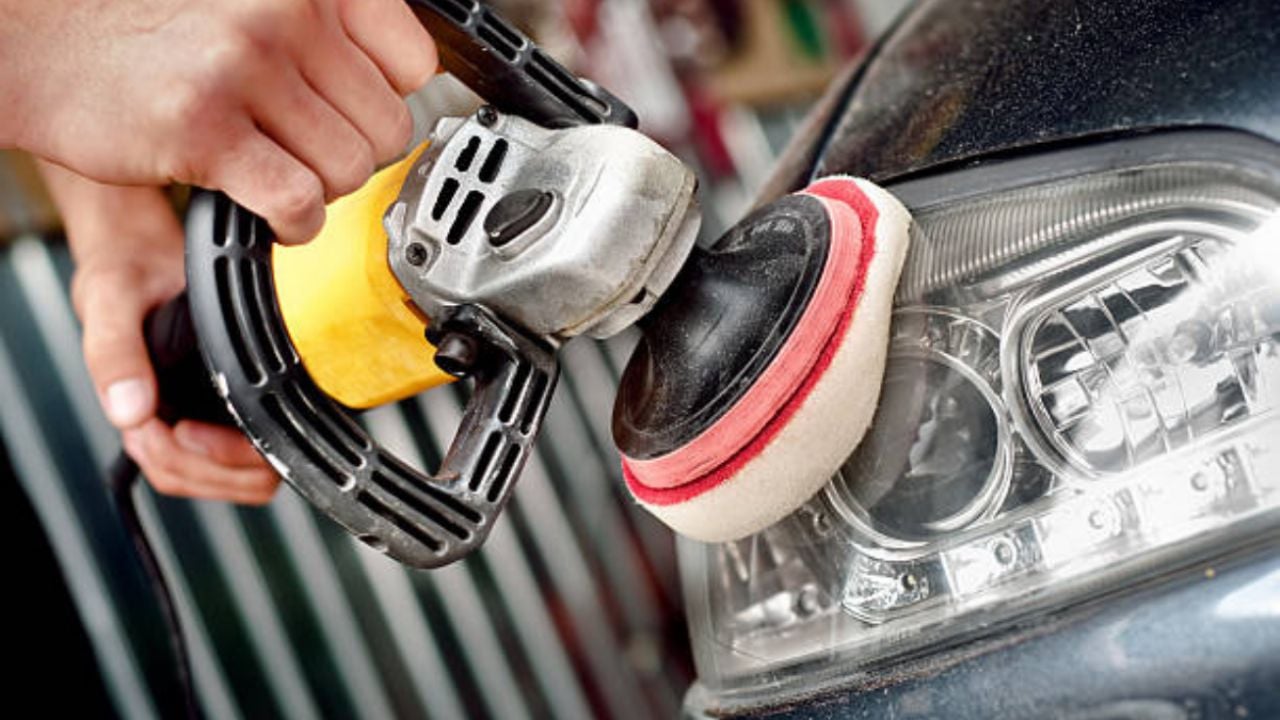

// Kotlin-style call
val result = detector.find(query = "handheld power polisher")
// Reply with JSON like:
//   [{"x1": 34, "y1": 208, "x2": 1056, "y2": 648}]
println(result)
[{"x1": 138, "y1": 0, "x2": 913, "y2": 569}]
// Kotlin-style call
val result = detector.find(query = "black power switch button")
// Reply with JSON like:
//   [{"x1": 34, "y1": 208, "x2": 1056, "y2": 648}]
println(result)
[{"x1": 484, "y1": 189, "x2": 554, "y2": 247}]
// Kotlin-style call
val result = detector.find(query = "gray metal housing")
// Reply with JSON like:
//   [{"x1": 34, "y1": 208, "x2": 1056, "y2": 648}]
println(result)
[{"x1": 386, "y1": 110, "x2": 700, "y2": 341}]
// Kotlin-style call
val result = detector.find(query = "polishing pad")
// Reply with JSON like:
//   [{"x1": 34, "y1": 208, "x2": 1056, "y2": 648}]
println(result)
[{"x1": 612, "y1": 177, "x2": 911, "y2": 542}]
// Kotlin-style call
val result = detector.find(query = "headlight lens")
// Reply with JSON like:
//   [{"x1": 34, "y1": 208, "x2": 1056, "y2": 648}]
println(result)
[{"x1": 680, "y1": 135, "x2": 1280, "y2": 712}]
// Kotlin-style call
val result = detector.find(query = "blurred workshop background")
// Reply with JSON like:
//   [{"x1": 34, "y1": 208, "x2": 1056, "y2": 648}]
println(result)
[{"x1": 0, "y1": 1, "x2": 908, "y2": 718}]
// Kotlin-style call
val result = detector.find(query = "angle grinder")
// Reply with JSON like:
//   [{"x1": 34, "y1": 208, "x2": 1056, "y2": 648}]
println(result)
[{"x1": 138, "y1": 0, "x2": 913, "y2": 570}]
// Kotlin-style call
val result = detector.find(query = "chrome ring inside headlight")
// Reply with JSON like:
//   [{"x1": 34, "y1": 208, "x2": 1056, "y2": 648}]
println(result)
[
  {"x1": 826, "y1": 310, "x2": 1012, "y2": 548},
  {"x1": 680, "y1": 131, "x2": 1280, "y2": 713}
]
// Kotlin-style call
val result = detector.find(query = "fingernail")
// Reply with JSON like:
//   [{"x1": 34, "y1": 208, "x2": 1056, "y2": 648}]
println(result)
[
  {"x1": 104, "y1": 379, "x2": 151, "y2": 427},
  {"x1": 174, "y1": 425, "x2": 211, "y2": 456}
]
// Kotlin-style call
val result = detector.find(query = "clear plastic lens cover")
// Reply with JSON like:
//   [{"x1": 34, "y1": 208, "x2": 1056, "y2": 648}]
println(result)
[{"x1": 681, "y1": 135, "x2": 1280, "y2": 709}]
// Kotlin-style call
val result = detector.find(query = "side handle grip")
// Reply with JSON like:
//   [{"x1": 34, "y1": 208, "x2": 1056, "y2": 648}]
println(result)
[
  {"x1": 407, "y1": 0, "x2": 638, "y2": 129},
  {"x1": 183, "y1": 193, "x2": 559, "y2": 567},
  {"x1": 144, "y1": 292, "x2": 233, "y2": 427}
]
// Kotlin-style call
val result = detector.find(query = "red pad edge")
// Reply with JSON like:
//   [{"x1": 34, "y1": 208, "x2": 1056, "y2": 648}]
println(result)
[
  {"x1": 624, "y1": 178, "x2": 880, "y2": 506},
  {"x1": 621, "y1": 195, "x2": 863, "y2": 487}
]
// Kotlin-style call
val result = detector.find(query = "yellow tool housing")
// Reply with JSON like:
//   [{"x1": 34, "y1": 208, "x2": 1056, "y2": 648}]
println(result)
[{"x1": 272, "y1": 143, "x2": 453, "y2": 409}]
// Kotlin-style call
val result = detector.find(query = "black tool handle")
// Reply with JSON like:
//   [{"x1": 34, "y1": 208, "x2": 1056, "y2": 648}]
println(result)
[
  {"x1": 408, "y1": 0, "x2": 638, "y2": 129},
  {"x1": 143, "y1": 293, "x2": 233, "y2": 427},
  {"x1": 181, "y1": 193, "x2": 559, "y2": 568}
]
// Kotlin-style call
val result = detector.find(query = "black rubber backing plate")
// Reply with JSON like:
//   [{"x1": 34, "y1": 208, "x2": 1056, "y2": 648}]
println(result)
[{"x1": 613, "y1": 194, "x2": 832, "y2": 460}]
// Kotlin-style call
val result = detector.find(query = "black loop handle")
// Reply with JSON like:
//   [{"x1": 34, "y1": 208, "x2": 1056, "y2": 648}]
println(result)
[
  {"x1": 408, "y1": 0, "x2": 638, "y2": 129},
  {"x1": 182, "y1": 192, "x2": 558, "y2": 567}
]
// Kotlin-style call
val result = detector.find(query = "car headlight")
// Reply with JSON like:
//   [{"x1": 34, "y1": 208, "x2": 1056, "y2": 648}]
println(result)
[{"x1": 680, "y1": 132, "x2": 1280, "y2": 713}]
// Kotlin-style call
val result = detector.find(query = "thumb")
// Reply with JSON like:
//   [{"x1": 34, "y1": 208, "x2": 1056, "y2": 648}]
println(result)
[{"x1": 75, "y1": 266, "x2": 160, "y2": 429}]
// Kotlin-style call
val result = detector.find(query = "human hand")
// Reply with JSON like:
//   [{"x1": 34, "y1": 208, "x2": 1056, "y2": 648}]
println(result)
[
  {"x1": 6, "y1": 0, "x2": 436, "y2": 243},
  {"x1": 41, "y1": 162, "x2": 279, "y2": 504}
]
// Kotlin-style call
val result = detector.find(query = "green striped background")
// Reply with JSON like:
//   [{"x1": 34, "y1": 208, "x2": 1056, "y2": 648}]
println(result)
[{"x1": 0, "y1": 237, "x2": 695, "y2": 719}]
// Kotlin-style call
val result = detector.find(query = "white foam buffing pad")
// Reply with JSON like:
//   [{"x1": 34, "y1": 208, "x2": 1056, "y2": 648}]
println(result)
[{"x1": 620, "y1": 177, "x2": 911, "y2": 542}]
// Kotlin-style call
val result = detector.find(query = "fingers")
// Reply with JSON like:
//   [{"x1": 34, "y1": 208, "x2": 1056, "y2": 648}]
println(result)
[
  {"x1": 174, "y1": 422, "x2": 265, "y2": 467},
  {"x1": 163, "y1": 1, "x2": 436, "y2": 240},
  {"x1": 339, "y1": 0, "x2": 438, "y2": 95},
  {"x1": 75, "y1": 265, "x2": 159, "y2": 429},
  {"x1": 200, "y1": 122, "x2": 326, "y2": 243},
  {"x1": 75, "y1": 247, "x2": 280, "y2": 507},
  {"x1": 248, "y1": 63, "x2": 375, "y2": 201},
  {"x1": 299, "y1": 31, "x2": 414, "y2": 164},
  {"x1": 125, "y1": 420, "x2": 280, "y2": 505}
]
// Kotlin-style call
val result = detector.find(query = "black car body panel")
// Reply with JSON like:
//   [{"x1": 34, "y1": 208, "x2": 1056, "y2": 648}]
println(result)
[
  {"x1": 804, "y1": 0, "x2": 1280, "y2": 186},
  {"x1": 743, "y1": 544, "x2": 1280, "y2": 720}
]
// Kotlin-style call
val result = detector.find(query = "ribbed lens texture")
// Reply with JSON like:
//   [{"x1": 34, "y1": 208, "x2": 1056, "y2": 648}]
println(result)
[{"x1": 682, "y1": 153, "x2": 1280, "y2": 708}]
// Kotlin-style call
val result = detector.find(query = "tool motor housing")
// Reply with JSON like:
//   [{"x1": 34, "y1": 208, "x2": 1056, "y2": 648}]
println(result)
[{"x1": 385, "y1": 111, "x2": 700, "y2": 342}]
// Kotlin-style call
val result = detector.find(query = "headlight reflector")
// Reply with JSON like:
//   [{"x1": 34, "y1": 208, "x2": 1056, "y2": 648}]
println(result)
[{"x1": 681, "y1": 134, "x2": 1280, "y2": 713}]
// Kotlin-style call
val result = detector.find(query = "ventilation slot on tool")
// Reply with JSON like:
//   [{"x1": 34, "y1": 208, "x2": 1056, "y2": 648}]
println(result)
[
  {"x1": 471, "y1": 432, "x2": 503, "y2": 493},
  {"x1": 478, "y1": 11, "x2": 524, "y2": 62},
  {"x1": 433, "y1": 178, "x2": 460, "y2": 221},
  {"x1": 455, "y1": 136, "x2": 481, "y2": 171},
  {"x1": 479, "y1": 139, "x2": 508, "y2": 183},
  {"x1": 499, "y1": 362, "x2": 531, "y2": 423},
  {"x1": 283, "y1": 382, "x2": 365, "y2": 469},
  {"x1": 214, "y1": 257, "x2": 264, "y2": 386},
  {"x1": 448, "y1": 191, "x2": 485, "y2": 244},
  {"x1": 234, "y1": 204, "x2": 258, "y2": 248},
  {"x1": 489, "y1": 444, "x2": 521, "y2": 503},
  {"x1": 357, "y1": 491, "x2": 443, "y2": 552},
  {"x1": 521, "y1": 371, "x2": 549, "y2": 434},
  {"x1": 379, "y1": 454, "x2": 483, "y2": 524},
  {"x1": 247, "y1": 259, "x2": 299, "y2": 365},
  {"x1": 242, "y1": 259, "x2": 287, "y2": 373},
  {"x1": 529, "y1": 51, "x2": 609, "y2": 122},
  {"x1": 370, "y1": 472, "x2": 471, "y2": 541},
  {"x1": 425, "y1": 0, "x2": 472, "y2": 24},
  {"x1": 212, "y1": 196, "x2": 231, "y2": 247},
  {"x1": 262, "y1": 393, "x2": 350, "y2": 485},
  {"x1": 292, "y1": 379, "x2": 373, "y2": 452}
]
